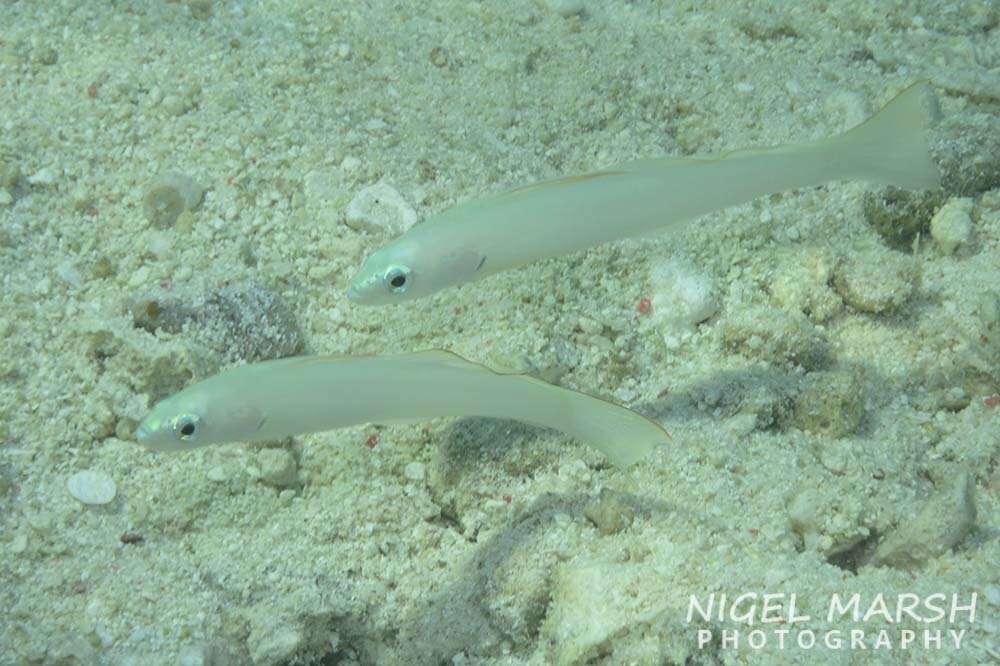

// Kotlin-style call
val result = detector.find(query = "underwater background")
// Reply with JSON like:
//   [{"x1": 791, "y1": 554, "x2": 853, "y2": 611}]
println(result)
[{"x1": 1, "y1": 0, "x2": 999, "y2": 663}]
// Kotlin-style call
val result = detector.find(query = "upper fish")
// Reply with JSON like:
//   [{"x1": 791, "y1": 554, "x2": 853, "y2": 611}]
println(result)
[{"x1": 347, "y1": 82, "x2": 940, "y2": 305}]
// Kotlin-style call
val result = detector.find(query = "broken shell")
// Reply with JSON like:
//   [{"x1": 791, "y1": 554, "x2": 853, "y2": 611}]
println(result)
[{"x1": 67, "y1": 470, "x2": 117, "y2": 505}]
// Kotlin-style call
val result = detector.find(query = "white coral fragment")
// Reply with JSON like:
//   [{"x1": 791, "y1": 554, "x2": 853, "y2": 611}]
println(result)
[
  {"x1": 648, "y1": 256, "x2": 718, "y2": 348},
  {"x1": 345, "y1": 182, "x2": 416, "y2": 234}
]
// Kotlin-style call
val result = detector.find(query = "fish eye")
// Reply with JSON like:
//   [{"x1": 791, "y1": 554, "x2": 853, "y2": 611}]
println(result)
[
  {"x1": 383, "y1": 266, "x2": 410, "y2": 294},
  {"x1": 172, "y1": 414, "x2": 200, "y2": 441}
]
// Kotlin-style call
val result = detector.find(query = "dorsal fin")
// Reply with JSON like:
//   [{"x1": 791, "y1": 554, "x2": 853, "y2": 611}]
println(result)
[{"x1": 501, "y1": 170, "x2": 632, "y2": 197}]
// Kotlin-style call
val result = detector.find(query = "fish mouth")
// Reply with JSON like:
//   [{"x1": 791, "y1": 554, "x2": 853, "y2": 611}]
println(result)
[
  {"x1": 346, "y1": 285, "x2": 361, "y2": 301},
  {"x1": 135, "y1": 421, "x2": 169, "y2": 450}
]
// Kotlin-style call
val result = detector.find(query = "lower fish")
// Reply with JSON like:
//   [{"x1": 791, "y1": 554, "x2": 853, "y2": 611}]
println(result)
[
  {"x1": 136, "y1": 350, "x2": 669, "y2": 468},
  {"x1": 347, "y1": 82, "x2": 940, "y2": 305}
]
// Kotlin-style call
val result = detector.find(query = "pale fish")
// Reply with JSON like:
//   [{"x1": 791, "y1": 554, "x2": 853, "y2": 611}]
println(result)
[
  {"x1": 135, "y1": 350, "x2": 669, "y2": 468},
  {"x1": 347, "y1": 82, "x2": 940, "y2": 305}
]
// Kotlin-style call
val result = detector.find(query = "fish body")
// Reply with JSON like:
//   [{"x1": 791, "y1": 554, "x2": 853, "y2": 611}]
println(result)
[
  {"x1": 348, "y1": 82, "x2": 940, "y2": 304},
  {"x1": 136, "y1": 350, "x2": 668, "y2": 468}
]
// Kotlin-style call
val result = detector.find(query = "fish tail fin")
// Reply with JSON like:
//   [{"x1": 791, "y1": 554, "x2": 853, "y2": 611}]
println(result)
[
  {"x1": 827, "y1": 81, "x2": 941, "y2": 189},
  {"x1": 559, "y1": 391, "x2": 669, "y2": 468}
]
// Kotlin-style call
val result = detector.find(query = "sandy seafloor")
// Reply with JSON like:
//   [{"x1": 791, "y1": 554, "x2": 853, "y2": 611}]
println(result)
[{"x1": 2, "y1": 0, "x2": 1000, "y2": 664}]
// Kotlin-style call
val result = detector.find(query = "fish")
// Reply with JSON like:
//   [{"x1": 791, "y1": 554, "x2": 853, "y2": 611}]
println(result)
[
  {"x1": 347, "y1": 82, "x2": 941, "y2": 305},
  {"x1": 135, "y1": 350, "x2": 669, "y2": 468}
]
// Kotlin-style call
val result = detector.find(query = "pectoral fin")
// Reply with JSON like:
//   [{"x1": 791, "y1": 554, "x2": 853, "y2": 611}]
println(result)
[{"x1": 440, "y1": 248, "x2": 487, "y2": 278}]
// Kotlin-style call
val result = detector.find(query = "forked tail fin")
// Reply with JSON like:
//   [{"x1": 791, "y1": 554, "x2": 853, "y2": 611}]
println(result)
[
  {"x1": 558, "y1": 390, "x2": 669, "y2": 468},
  {"x1": 828, "y1": 81, "x2": 942, "y2": 189}
]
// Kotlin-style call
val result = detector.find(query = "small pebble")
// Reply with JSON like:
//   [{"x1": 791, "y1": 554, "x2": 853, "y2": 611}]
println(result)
[
  {"x1": 769, "y1": 247, "x2": 843, "y2": 323},
  {"x1": 833, "y1": 251, "x2": 916, "y2": 314},
  {"x1": 404, "y1": 461, "x2": 425, "y2": 481},
  {"x1": 787, "y1": 370, "x2": 864, "y2": 438},
  {"x1": 0, "y1": 189, "x2": 11, "y2": 206},
  {"x1": 930, "y1": 198, "x2": 973, "y2": 254},
  {"x1": 721, "y1": 305, "x2": 828, "y2": 369},
  {"x1": 340, "y1": 155, "x2": 361, "y2": 173},
  {"x1": 544, "y1": 0, "x2": 584, "y2": 18},
  {"x1": 147, "y1": 231, "x2": 173, "y2": 259},
  {"x1": 28, "y1": 512, "x2": 55, "y2": 534},
  {"x1": 648, "y1": 256, "x2": 718, "y2": 348},
  {"x1": 542, "y1": 560, "x2": 666, "y2": 664},
  {"x1": 143, "y1": 172, "x2": 204, "y2": 229},
  {"x1": 872, "y1": 470, "x2": 976, "y2": 568},
  {"x1": 47, "y1": 637, "x2": 97, "y2": 665},
  {"x1": 55, "y1": 262, "x2": 83, "y2": 288},
  {"x1": 10, "y1": 533, "x2": 28, "y2": 554},
  {"x1": 187, "y1": 0, "x2": 213, "y2": 20},
  {"x1": 583, "y1": 488, "x2": 636, "y2": 535},
  {"x1": 90, "y1": 256, "x2": 115, "y2": 279},
  {"x1": 0, "y1": 160, "x2": 18, "y2": 189},
  {"x1": 576, "y1": 316, "x2": 602, "y2": 335},
  {"x1": 206, "y1": 465, "x2": 228, "y2": 482},
  {"x1": 67, "y1": 470, "x2": 117, "y2": 505},
  {"x1": 129, "y1": 265, "x2": 151, "y2": 288},
  {"x1": 27, "y1": 168, "x2": 56, "y2": 186},
  {"x1": 249, "y1": 621, "x2": 305, "y2": 664},
  {"x1": 786, "y1": 486, "x2": 867, "y2": 557},
  {"x1": 34, "y1": 47, "x2": 58, "y2": 66},
  {"x1": 178, "y1": 641, "x2": 236, "y2": 666},
  {"x1": 178, "y1": 643, "x2": 213, "y2": 666},
  {"x1": 256, "y1": 449, "x2": 298, "y2": 488}
]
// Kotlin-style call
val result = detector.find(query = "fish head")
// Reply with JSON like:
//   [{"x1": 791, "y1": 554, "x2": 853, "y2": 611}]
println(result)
[
  {"x1": 347, "y1": 236, "x2": 485, "y2": 305},
  {"x1": 136, "y1": 380, "x2": 266, "y2": 452}
]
